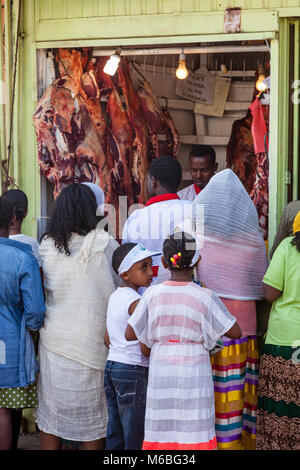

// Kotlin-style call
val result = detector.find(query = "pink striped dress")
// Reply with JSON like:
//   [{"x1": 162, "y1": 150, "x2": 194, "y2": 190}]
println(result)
[{"x1": 128, "y1": 280, "x2": 236, "y2": 450}]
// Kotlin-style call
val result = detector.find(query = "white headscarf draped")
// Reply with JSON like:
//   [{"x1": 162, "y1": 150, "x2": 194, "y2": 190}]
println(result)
[
  {"x1": 81, "y1": 182, "x2": 105, "y2": 216},
  {"x1": 192, "y1": 169, "x2": 268, "y2": 300}
]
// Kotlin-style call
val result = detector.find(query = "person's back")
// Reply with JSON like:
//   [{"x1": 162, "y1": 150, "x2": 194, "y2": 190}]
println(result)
[
  {"x1": 127, "y1": 232, "x2": 240, "y2": 450},
  {"x1": 257, "y1": 211, "x2": 300, "y2": 451},
  {"x1": 36, "y1": 183, "x2": 119, "y2": 450},
  {"x1": 39, "y1": 230, "x2": 118, "y2": 369},
  {"x1": 0, "y1": 238, "x2": 44, "y2": 387},
  {"x1": 122, "y1": 156, "x2": 192, "y2": 285},
  {"x1": 263, "y1": 236, "x2": 300, "y2": 346},
  {"x1": 0, "y1": 197, "x2": 44, "y2": 451},
  {"x1": 107, "y1": 287, "x2": 148, "y2": 367}
]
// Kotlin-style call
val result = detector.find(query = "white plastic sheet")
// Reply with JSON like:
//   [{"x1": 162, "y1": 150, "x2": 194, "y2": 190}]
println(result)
[{"x1": 192, "y1": 169, "x2": 268, "y2": 300}]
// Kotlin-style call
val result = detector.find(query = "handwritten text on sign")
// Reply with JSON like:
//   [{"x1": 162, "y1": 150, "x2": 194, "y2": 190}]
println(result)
[{"x1": 176, "y1": 72, "x2": 215, "y2": 104}]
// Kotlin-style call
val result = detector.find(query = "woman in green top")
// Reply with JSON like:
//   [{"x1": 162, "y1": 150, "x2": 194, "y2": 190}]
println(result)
[{"x1": 256, "y1": 211, "x2": 300, "y2": 450}]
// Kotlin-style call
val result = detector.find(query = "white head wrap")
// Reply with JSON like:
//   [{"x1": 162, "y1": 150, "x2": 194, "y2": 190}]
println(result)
[
  {"x1": 81, "y1": 182, "x2": 105, "y2": 216},
  {"x1": 192, "y1": 169, "x2": 268, "y2": 300}
]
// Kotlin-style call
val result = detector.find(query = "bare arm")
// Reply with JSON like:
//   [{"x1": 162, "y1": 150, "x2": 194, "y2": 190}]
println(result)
[
  {"x1": 224, "y1": 321, "x2": 242, "y2": 339},
  {"x1": 125, "y1": 324, "x2": 137, "y2": 341},
  {"x1": 263, "y1": 282, "x2": 282, "y2": 303},
  {"x1": 104, "y1": 329, "x2": 110, "y2": 348},
  {"x1": 139, "y1": 342, "x2": 151, "y2": 357},
  {"x1": 124, "y1": 299, "x2": 140, "y2": 341}
]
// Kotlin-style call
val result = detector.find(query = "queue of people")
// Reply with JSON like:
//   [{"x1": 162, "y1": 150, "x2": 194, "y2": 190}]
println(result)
[{"x1": 0, "y1": 147, "x2": 299, "y2": 451}]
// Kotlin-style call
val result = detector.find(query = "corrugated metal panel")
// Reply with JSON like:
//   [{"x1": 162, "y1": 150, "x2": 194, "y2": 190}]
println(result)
[{"x1": 36, "y1": 0, "x2": 300, "y2": 20}]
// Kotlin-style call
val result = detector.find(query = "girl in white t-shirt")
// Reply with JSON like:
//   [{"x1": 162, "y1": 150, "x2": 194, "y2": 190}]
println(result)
[{"x1": 104, "y1": 243, "x2": 160, "y2": 450}]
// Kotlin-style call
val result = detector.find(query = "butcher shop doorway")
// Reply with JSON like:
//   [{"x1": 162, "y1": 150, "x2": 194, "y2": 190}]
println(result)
[{"x1": 36, "y1": 41, "x2": 271, "y2": 240}]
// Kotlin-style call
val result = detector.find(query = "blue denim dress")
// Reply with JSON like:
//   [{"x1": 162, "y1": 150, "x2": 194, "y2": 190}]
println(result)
[{"x1": 0, "y1": 238, "x2": 45, "y2": 391}]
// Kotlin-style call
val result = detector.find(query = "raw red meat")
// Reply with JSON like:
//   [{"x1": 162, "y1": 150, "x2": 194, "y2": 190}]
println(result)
[
  {"x1": 137, "y1": 80, "x2": 180, "y2": 160},
  {"x1": 33, "y1": 51, "x2": 106, "y2": 197},
  {"x1": 226, "y1": 110, "x2": 257, "y2": 194},
  {"x1": 137, "y1": 80, "x2": 165, "y2": 159},
  {"x1": 226, "y1": 65, "x2": 269, "y2": 239},
  {"x1": 96, "y1": 59, "x2": 135, "y2": 210},
  {"x1": 161, "y1": 108, "x2": 180, "y2": 158},
  {"x1": 117, "y1": 59, "x2": 149, "y2": 204}
]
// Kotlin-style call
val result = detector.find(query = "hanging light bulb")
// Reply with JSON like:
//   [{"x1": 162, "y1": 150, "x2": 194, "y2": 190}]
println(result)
[
  {"x1": 256, "y1": 64, "x2": 267, "y2": 92},
  {"x1": 103, "y1": 49, "x2": 121, "y2": 76},
  {"x1": 176, "y1": 53, "x2": 188, "y2": 80}
]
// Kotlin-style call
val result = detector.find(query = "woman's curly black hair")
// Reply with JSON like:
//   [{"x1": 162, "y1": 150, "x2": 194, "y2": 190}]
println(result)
[
  {"x1": 291, "y1": 232, "x2": 300, "y2": 253},
  {"x1": 0, "y1": 196, "x2": 14, "y2": 230},
  {"x1": 44, "y1": 183, "x2": 100, "y2": 255},
  {"x1": 163, "y1": 231, "x2": 198, "y2": 271}
]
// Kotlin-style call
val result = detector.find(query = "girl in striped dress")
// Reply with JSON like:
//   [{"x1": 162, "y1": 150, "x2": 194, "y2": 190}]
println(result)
[{"x1": 126, "y1": 231, "x2": 241, "y2": 450}]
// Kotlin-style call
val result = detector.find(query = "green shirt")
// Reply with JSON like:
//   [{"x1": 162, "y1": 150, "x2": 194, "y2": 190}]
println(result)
[{"x1": 263, "y1": 237, "x2": 300, "y2": 346}]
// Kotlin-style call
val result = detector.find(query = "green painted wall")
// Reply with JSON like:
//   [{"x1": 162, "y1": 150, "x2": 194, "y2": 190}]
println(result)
[{"x1": 5, "y1": 0, "x2": 300, "y2": 242}]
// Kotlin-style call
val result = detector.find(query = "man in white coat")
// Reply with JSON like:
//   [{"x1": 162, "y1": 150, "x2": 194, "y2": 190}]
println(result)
[
  {"x1": 177, "y1": 145, "x2": 218, "y2": 201},
  {"x1": 122, "y1": 156, "x2": 192, "y2": 285}
]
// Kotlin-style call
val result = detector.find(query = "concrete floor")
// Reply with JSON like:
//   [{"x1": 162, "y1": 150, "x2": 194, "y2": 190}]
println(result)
[{"x1": 17, "y1": 433, "x2": 41, "y2": 450}]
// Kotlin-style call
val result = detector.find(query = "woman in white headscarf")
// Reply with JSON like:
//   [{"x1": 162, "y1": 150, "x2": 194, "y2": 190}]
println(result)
[
  {"x1": 81, "y1": 182, "x2": 105, "y2": 216},
  {"x1": 192, "y1": 169, "x2": 268, "y2": 450},
  {"x1": 37, "y1": 183, "x2": 119, "y2": 450}
]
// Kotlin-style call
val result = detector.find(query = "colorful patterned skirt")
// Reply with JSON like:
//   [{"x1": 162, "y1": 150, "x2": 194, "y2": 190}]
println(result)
[
  {"x1": 210, "y1": 335, "x2": 259, "y2": 450},
  {"x1": 256, "y1": 344, "x2": 300, "y2": 450}
]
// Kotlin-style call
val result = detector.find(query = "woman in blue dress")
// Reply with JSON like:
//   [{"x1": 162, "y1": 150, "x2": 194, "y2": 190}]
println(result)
[{"x1": 0, "y1": 196, "x2": 45, "y2": 450}]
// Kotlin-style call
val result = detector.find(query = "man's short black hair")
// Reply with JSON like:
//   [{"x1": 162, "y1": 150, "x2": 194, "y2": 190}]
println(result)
[
  {"x1": 112, "y1": 243, "x2": 137, "y2": 275},
  {"x1": 149, "y1": 156, "x2": 182, "y2": 193},
  {"x1": 1, "y1": 189, "x2": 28, "y2": 222},
  {"x1": 0, "y1": 196, "x2": 14, "y2": 230},
  {"x1": 189, "y1": 145, "x2": 216, "y2": 165}
]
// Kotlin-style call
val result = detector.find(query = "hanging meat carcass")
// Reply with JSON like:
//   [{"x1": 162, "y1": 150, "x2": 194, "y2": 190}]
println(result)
[
  {"x1": 137, "y1": 79, "x2": 180, "y2": 159},
  {"x1": 249, "y1": 96, "x2": 269, "y2": 240},
  {"x1": 33, "y1": 49, "x2": 107, "y2": 198},
  {"x1": 95, "y1": 57, "x2": 135, "y2": 210},
  {"x1": 117, "y1": 59, "x2": 149, "y2": 204},
  {"x1": 226, "y1": 110, "x2": 257, "y2": 194},
  {"x1": 226, "y1": 63, "x2": 269, "y2": 239},
  {"x1": 161, "y1": 107, "x2": 180, "y2": 159},
  {"x1": 33, "y1": 76, "x2": 105, "y2": 197}
]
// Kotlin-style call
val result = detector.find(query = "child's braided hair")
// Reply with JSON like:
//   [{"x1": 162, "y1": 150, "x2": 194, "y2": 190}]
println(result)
[{"x1": 163, "y1": 231, "x2": 197, "y2": 271}]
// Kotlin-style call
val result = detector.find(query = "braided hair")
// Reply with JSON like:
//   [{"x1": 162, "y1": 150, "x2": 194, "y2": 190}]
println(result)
[
  {"x1": 1, "y1": 189, "x2": 28, "y2": 222},
  {"x1": 0, "y1": 196, "x2": 14, "y2": 230},
  {"x1": 112, "y1": 243, "x2": 137, "y2": 275},
  {"x1": 44, "y1": 183, "x2": 99, "y2": 255},
  {"x1": 291, "y1": 233, "x2": 300, "y2": 253},
  {"x1": 163, "y1": 231, "x2": 197, "y2": 271}
]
